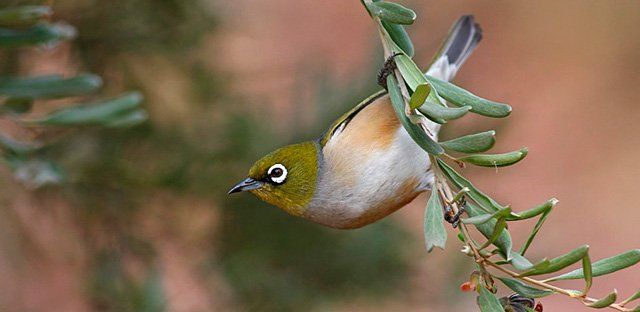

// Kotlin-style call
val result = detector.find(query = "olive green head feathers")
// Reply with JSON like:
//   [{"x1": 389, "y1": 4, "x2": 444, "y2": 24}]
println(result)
[{"x1": 229, "y1": 141, "x2": 320, "y2": 216}]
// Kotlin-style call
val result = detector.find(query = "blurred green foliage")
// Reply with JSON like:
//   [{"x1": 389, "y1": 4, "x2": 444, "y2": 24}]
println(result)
[{"x1": 0, "y1": 0, "x2": 414, "y2": 311}]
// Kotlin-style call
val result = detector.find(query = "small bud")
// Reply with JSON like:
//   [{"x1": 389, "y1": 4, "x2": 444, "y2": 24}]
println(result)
[{"x1": 535, "y1": 302, "x2": 543, "y2": 312}]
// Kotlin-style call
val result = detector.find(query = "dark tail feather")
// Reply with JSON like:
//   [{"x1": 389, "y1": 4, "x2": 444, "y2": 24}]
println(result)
[{"x1": 434, "y1": 15, "x2": 483, "y2": 68}]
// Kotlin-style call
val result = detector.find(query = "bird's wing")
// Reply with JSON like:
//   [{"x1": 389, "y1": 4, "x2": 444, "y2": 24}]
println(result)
[
  {"x1": 319, "y1": 15, "x2": 482, "y2": 148},
  {"x1": 318, "y1": 89, "x2": 386, "y2": 147}
]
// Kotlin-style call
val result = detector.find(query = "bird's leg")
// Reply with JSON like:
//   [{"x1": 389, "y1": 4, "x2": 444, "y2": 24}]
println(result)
[
  {"x1": 377, "y1": 52, "x2": 402, "y2": 90},
  {"x1": 444, "y1": 195, "x2": 467, "y2": 228}
]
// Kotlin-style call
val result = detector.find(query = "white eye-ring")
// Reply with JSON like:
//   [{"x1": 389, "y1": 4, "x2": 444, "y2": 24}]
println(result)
[{"x1": 267, "y1": 163, "x2": 288, "y2": 184}]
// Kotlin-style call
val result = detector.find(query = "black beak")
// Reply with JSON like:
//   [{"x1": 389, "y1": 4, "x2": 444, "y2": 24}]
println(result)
[{"x1": 228, "y1": 178, "x2": 263, "y2": 194}]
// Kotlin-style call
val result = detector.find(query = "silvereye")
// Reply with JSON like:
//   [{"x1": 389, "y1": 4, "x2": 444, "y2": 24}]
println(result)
[{"x1": 230, "y1": 15, "x2": 482, "y2": 229}]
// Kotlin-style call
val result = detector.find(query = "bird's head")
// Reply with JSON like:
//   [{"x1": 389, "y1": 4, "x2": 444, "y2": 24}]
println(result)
[{"x1": 228, "y1": 141, "x2": 320, "y2": 216}]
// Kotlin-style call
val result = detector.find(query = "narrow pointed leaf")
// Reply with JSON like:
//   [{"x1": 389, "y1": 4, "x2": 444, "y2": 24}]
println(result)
[
  {"x1": 582, "y1": 252, "x2": 593, "y2": 295},
  {"x1": 366, "y1": 1, "x2": 416, "y2": 25},
  {"x1": 381, "y1": 21, "x2": 413, "y2": 56},
  {"x1": 548, "y1": 249, "x2": 640, "y2": 281},
  {"x1": 394, "y1": 54, "x2": 428, "y2": 91},
  {"x1": 425, "y1": 75, "x2": 512, "y2": 118},
  {"x1": 466, "y1": 202, "x2": 512, "y2": 259},
  {"x1": 440, "y1": 131, "x2": 496, "y2": 154},
  {"x1": 1, "y1": 97, "x2": 33, "y2": 114},
  {"x1": 463, "y1": 206, "x2": 511, "y2": 225},
  {"x1": 0, "y1": 6, "x2": 52, "y2": 27},
  {"x1": 497, "y1": 277, "x2": 554, "y2": 298},
  {"x1": 0, "y1": 22, "x2": 75, "y2": 47},
  {"x1": 586, "y1": 290, "x2": 618, "y2": 309},
  {"x1": 621, "y1": 290, "x2": 640, "y2": 307},
  {"x1": 424, "y1": 190, "x2": 447, "y2": 252},
  {"x1": 0, "y1": 74, "x2": 102, "y2": 99},
  {"x1": 103, "y1": 109, "x2": 148, "y2": 128},
  {"x1": 438, "y1": 159, "x2": 506, "y2": 212},
  {"x1": 510, "y1": 252, "x2": 534, "y2": 271},
  {"x1": 518, "y1": 207, "x2": 553, "y2": 256},
  {"x1": 409, "y1": 83, "x2": 430, "y2": 109},
  {"x1": 477, "y1": 286, "x2": 504, "y2": 312},
  {"x1": 520, "y1": 245, "x2": 589, "y2": 277},
  {"x1": 27, "y1": 92, "x2": 143, "y2": 126},
  {"x1": 387, "y1": 75, "x2": 443, "y2": 155},
  {"x1": 460, "y1": 148, "x2": 528, "y2": 167},
  {"x1": 479, "y1": 217, "x2": 507, "y2": 250},
  {"x1": 507, "y1": 198, "x2": 557, "y2": 221}
]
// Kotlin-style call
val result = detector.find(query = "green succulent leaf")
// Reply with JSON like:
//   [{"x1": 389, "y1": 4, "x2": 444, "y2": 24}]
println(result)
[
  {"x1": 459, "y1": 148, "x2": 528, "y2": 168},
  {"x1": 466, "y1": 202, "x2": 513, "y2": 259},
  {"x1": 0, "y1": 6, "x2": 52, "y2": 27},
  {"x1": 0, "y1": 22, "x2": 75, "y2": 47},
  {"x1": 425, "y1": 75, "x2": 512, "y2": 118},
  {"x1": 437, "y1": 159, "x2": 507, "y2": 212},
  {"x1": 548, "y1": 249, "x2": 640, "y2": 281},
  {"x1": 394, "y1": 53, "x2": 428, "y2": 91},
  {"x1": 424, "y1": 190, "x2": 447, "y2": 252},
  {"x1": 26, "y1": 92, "x2": 143, "y2": 127},
  {"x1": 418, "y1": 102, "x2": 471, "y2": 122},
  {"x1": 387, "y1": 75, "x2": 443, "y2": 155},
  {"x1": 520, "y1": 245, "x2": 589, "y2": 277},
  {"x1": 381, "y1": 21, "x2": 414, "y2": 56},
  {"x1": 440, "y1": 131, "x2": 496, "y2": 154},
  {"x1": 0, "y1": 74, "x2": 102, "y2": 99},
  {"x1": 1, "y1": 97, "x2": 33, "y2": 114},
  {"x1": 366, "y1": 1, "x2": 416, "y2": 25},
  {"x1": 497, "y1": 277, "x2": 554, "y2": 298},
  {"x1": 507, "y1": 198, "x2": 558, "y2": 221},
  {"x1": 479, "y1": 216, "x2": 507, "y2": 250},
  {"x1": 477, "y1": 285, "x2": 504, "y2": 312},
  {"x1": 408, "y1": 83, "x2": 430, "y2": 109},
  {"x1": 586, "y1": 290, "x2": 618, "y2": 309},
  {"x1": 510, "y1": 252, "x2": 535, "y2": 271}
]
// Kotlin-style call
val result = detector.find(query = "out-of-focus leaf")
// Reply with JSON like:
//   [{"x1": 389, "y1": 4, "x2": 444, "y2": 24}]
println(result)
[
  {"x1": 387, "y1": 75, "x2": 443, "y2": 155},
  {"x1": 507, "y1": 198, "x2": 557, "y2": 221},
  {"x1": 477, "y1": 286, "x2": 503, "y2": 312},
  {"x1": 381, "y1": 21, "x2": 413, "y2": 56},
  {"x1": 408, "y1": 83, "x2": 430, "y2": 109},
  {"x1": 366, "y1": 1, "x2": 416, "y2": 25},
  {"x1": 27, "y1": 92, "x2": 143, "y2": 126},
  {"x1": 586, "y1": 290, "x2": 617, "y2": 309},
  {"x1": 0, "y1": 133, "x2": 42, "y2": 154},
  {"x1": 103, "y1": 109, "x2": 148, "y2": 128},
  {"x1": 438, "y1": 159, "x2": 506, "y2": 212},
  {"x1": 548, "y1": 249, "x2": 640, "y2": 281},
  {"x1": 0, "y1": 22, "x2": 75, "y2": 47},
  {"x1": 459, "y1": 148, "x2": 528, "y2": 168},
  {"x1": 0, "y1": 6, "x2": 52, "y2": 27},
  {"x1": 520, "y1": 245, "x2": 589, "y2": 277},
  {"x1": 1, "y1": 97, "x2": 33, "y2": 114},
  {"x1": 424, "y1": 190, "x2": 447, "y2": 252},
  {"x1": 425, "y1": 75, "x2": 512, "y2": 118},
  {"x1": 0, "y1": 74, "x2": 102, "y2": 99},
  {"x1": 4, "y1": 156, "x2": 63, "y2": 188},
  {"x1": 394, "y1": 53, "x2": 428, "y2": 91},
  {"x1": 466, "y1": 202, "x2": 512, "y2": 260},
  {"x1": 497, "y1": 277, "x2": 554, "y2": 298},
  {"x1": 440, "y1": 131, "x2": 496, "y2": 154}
]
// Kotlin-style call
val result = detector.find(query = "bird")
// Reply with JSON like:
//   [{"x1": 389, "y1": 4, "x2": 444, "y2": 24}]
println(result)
[{"x1": 229, "y1": 15, "x2": 483, "y2": 229}]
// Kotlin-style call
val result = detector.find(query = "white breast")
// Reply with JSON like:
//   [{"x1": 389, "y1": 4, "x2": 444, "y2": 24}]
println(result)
[{"x1": 304, "y1": 95, "x2": 436, "y2": 229}]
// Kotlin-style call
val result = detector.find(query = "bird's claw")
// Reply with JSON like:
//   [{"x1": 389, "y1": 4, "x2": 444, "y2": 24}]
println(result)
[
  {"x1": 377, "y1": 52, "x2": 402, "y2": 90},
  {"x1": 444, "y1": 195, "x2": 467, "y2": 228}
]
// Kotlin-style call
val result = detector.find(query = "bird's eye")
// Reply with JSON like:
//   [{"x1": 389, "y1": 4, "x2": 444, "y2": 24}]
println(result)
[{"x1": 267, "y1": 163, "x2": 287, "y2": 184}]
